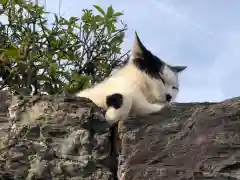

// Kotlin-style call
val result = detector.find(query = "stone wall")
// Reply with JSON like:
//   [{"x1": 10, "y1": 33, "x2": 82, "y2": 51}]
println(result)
[
  {"x1": 118, "y1": 98, "x2": 240, "y2": 180},
  {"x1": 0, "y1": 92, "x2": 240, "y2": 180},
  {"x1": 0, "y1": 94, "x2": 116, "y2": 180}
]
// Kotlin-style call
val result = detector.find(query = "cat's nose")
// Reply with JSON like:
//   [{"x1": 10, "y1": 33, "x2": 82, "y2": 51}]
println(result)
[{"x1": 165, "y1": 94, "x2": 172, "y2": 102}]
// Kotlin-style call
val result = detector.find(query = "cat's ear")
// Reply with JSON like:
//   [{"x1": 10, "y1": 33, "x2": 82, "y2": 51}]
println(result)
[
  {"x1": 170, "y1": 66, "x2": 187, "y2": 73},
  {"x1": 131, "y1": 31, "x2": 148, "y2": 59}
]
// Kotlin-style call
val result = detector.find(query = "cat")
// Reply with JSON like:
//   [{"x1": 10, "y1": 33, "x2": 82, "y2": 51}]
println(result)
[{"x1": 76, "y1": 32, "x2": 187, "y2": 125}]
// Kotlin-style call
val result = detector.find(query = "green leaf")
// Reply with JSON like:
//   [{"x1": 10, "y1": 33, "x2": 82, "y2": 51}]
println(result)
[
  {"x1": 112, "y1": 46, "x2": 121, "y2": 53},
  {"x1": 44, "y1": 82, "x2": 53, "y2": 93},
  {"x1": 82, "y1": 10, "x2": 92, "y2": 21},
  {"x1": 54, "y1": 14, "x2": 59, "y2": 22},
  {"x1": 0, "y1": 0, "x2": 128, "y2": 96},
  {"x1": 17, "y1": 60, "x2": 28, "y2": 65},
  {"x1": 16, "y1": 87, "x2": 32, "y2": 96},
  {"x1": 69, "y1": 16, "x2": 79, "y2": 23},
  {"x1": 37, "y1": 75, "x2": 51, "y2": 82},
  {"x1": 113, "y1": 12, "x2": 123, "y2": 17},
  {"x1": 94, "y1": 15, "x2": 103, "y2": 22},
  {"x1": 93, "y1": 5, "x2": 105, "y2": 16},
  {"x1": 0, "y1": 0, "x2": 7, "y2": 6},
  {"x1": 5, "y1": 48, "x2": 20, "y2": 57},
  {"x1": 48, "y1": 63, "x2": 58, "y2": 76},
  {"x1": 111, "y1": 34, "x2": 123, "y2": 45},
  {"x1": 106, "y1": 5, "x2": 114, "y2": 18}
]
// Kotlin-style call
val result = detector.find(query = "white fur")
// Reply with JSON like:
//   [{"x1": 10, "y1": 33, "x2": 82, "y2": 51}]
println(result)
[
  {"x1": 76, "y1": 33, "x2": 185, "y2": 125},
  {"x1": 76, "y1": 61, "x2": 181, "y2": 125}
]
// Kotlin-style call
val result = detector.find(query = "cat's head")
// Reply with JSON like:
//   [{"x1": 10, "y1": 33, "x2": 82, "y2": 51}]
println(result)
[{"x1": 130, "y1": 32, "x2": 187, "y2": 103}]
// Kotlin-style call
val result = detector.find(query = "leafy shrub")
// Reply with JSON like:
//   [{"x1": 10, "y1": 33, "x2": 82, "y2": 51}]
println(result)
[{"x1": 0, "y1": 0, "x2": 129, "y2": 95}]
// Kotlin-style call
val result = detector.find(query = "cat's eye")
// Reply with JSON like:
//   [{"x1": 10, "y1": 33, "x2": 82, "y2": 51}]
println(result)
[{"x1": 172, "y1": 86, "x2": 178, "y2": 90}]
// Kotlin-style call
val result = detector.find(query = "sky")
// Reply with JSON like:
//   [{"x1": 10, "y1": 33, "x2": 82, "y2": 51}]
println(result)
[{"x1": 37, "y1": 0, "x2": 240, "y2": 102}]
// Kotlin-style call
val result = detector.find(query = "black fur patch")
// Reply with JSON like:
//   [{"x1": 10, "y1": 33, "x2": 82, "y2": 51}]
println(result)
[
  {"x1": 133, "y1": 51, "x2": 165, "y2": 80},
  {"x1": 106, "y1": 93, "x2": 123, "y2": 109}
]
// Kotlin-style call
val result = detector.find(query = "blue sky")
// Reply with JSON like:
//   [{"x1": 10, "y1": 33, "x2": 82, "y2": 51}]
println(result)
[{"x1": 45, "y1": 0, "x2": 239, "y2": 102}]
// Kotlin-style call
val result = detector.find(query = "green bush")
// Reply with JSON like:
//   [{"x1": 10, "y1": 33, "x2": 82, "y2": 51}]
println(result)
[{"x1": 0, "y1": 0, "x2": 129, "y2": 95}]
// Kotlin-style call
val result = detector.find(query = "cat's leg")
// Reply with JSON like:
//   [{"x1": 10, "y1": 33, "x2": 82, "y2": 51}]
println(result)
[
  {"x1": 133, "y1": 96, "x2": 166, "y2": 116},
  {"x1": 105, "y1": 93, "x2": 132, "y2": 126}
]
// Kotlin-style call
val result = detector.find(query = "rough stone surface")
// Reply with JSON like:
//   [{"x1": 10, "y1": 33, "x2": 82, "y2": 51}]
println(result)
[
  {"x1": 118, "y1": 97, "x2": 240, "y2": 180},
  {"x1": 1, "y1": 91, "x2": 240, "y2": 180},
  {"x1": 0, "y1": 94, "x2": 116, "y2": 180}
]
